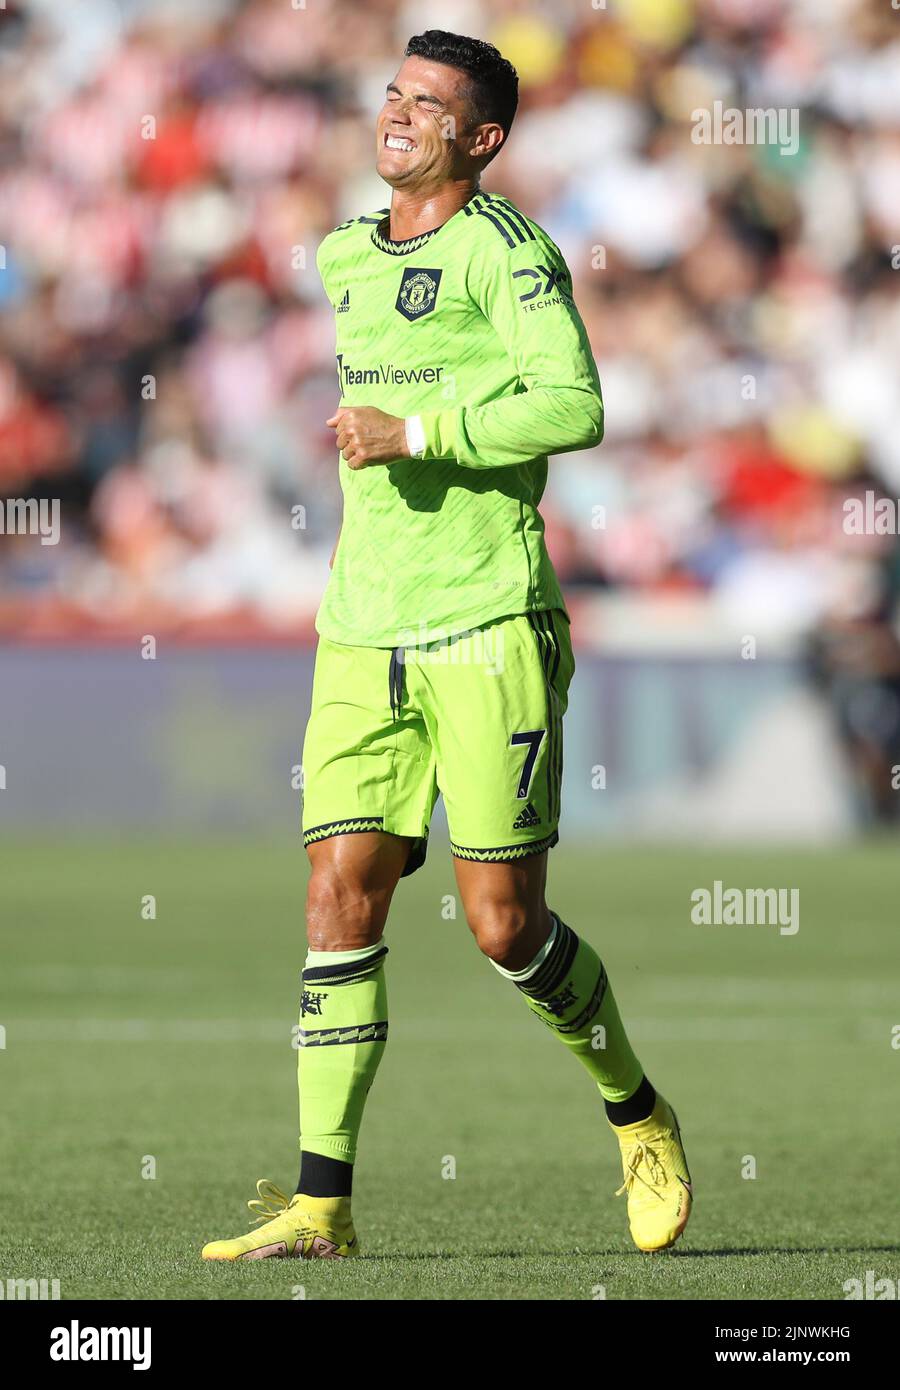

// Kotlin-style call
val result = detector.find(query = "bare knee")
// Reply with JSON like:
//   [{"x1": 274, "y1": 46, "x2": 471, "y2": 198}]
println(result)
[
  {"x1": 465, "y1": 897, "x2": 552, "y2": 971},
  {"x1": 305, "y1": 867, "x2": 389, "y2": 952}
]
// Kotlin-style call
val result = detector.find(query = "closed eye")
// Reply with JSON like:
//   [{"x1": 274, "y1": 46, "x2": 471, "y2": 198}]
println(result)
[{"x1": 386, "y1": 85, "x2": 446, "y2": 111}]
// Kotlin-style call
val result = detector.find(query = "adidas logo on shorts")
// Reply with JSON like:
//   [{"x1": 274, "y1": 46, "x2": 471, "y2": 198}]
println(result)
[{"x1": 512, "y1": 801, "x2": 540, "y2": 830}]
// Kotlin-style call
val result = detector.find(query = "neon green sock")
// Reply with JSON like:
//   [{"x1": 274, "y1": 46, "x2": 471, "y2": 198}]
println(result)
[
  {"x1": 492, "y1": 913, "x2": 644, "y2": 1103},
  {"x1": 297, "y1": 940, "x2": 388, "y2": 1165}
]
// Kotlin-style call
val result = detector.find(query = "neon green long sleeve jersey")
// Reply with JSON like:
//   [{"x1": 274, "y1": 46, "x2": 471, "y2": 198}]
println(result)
[{"x1": 315, "y1": 191, "x2": 603, "y2": 648}]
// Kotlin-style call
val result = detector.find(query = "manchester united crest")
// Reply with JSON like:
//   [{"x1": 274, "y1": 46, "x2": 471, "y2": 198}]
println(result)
[{"x1": 395, "y1": 267, "x2": 442, "y2": 321}]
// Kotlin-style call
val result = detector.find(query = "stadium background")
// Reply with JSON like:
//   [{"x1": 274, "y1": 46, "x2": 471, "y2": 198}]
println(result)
[{"x1": 1, "y1": 0, "x2": 899, "y2": 1301}]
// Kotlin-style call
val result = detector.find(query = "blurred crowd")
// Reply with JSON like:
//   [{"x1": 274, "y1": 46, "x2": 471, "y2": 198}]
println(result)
[{"x1": 1, "y1": 0, "x2": 900, "y2": 648}]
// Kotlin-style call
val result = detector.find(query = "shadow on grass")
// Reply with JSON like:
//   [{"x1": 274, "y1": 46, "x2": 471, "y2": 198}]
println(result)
[
  {"x1": 351, "y1": 1242, "x2": 900, "y2": 1263},
  {"x1": 674, "y1": 1244, "x2": 900, "y2": 1259}
]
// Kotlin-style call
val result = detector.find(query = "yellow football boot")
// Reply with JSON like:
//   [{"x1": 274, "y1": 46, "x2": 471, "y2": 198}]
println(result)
[
  {"x1": 610, "y1": 1095, "x2": 692, "y2": 1252},
  {"x1": 201, "y1": 1180, "x2": 359, "y2": 1261}
]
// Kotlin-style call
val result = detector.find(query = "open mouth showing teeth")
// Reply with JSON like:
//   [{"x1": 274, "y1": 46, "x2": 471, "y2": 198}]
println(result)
[{"x1": 384, "y1": 134, "x2": 416, "y2": 152}]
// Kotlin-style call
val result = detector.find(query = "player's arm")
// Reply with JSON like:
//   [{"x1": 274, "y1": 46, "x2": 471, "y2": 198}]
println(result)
[{"x1": 415, "y1": 234, "x2": 603, "y2": 469}]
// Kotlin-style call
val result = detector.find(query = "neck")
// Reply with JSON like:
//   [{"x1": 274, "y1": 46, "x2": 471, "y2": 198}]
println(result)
[{"x1": 389, "y1": 178, "x2": 479, "y2": 241}]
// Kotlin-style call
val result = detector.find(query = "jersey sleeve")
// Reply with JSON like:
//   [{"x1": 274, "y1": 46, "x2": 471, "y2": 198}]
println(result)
[{"x1": 417, "y1": 230, "x2": 603, "y2": 469}]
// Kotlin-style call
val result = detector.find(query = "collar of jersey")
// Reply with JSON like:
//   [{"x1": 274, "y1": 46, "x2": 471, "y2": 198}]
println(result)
[
  {"x1": 370, "y1": 193, "x2": 479, "y2": 257},
  {"x1": 371, "y1": 218, "x2": 441, "y2": 256}
]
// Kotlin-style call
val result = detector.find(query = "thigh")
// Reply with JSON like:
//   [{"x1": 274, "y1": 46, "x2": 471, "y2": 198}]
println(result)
[
  {"x1": 409, "y1": 610, "x2": 574, "y2": 863},
  {"x1": 305, "y1": 830, "x2": 414, "y2": 950},
  {"x1": 452, "y1": 850, "x2": 548, "y2": 910},
  {"x1": 302, "y1": 637, "x2": 438, "y2": 874},
  {"x1": 453, "y1": 851, "x2": 552, "y2": 966}
]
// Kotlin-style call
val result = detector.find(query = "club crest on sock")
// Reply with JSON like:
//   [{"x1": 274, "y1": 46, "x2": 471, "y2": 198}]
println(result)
[{"x1": 300, "y1": 989, "x2": 329, "y2": 1017}]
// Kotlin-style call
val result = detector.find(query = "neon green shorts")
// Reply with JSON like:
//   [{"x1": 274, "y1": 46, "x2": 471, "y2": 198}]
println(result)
[{"x1": 301, "y1": 610, "x2": 575, "y2": 875}]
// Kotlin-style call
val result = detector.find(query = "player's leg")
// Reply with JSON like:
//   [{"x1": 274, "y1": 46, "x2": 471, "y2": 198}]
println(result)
[
  {"x1": 416, "y1": 611, "x2": 690, "y2": 1251},
  {"x1": 202, "y1": 828, "x2": 410, "y2": 1262},
  {"x1": 453, "y1": 849, "x2": 648, "y2": 1111},
  {"x1": 294, "y1": 830, "x2": 409, "y2": 1203},
  {"x1": 202, "y1": 635, "x2": 437, "y2": 1262},
  {"x1": 454, "y1": 850, "x2": 691, "y2": 1252}
]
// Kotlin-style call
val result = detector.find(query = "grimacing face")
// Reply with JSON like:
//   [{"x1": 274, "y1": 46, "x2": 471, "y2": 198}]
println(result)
[{"x1": 375, "y1": 55, "x2": 500, "y2": 190}]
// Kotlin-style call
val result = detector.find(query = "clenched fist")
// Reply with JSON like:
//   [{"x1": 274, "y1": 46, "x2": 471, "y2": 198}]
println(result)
[{"x1": 326, "y1": 407, "x2": 410, "y2": 469}]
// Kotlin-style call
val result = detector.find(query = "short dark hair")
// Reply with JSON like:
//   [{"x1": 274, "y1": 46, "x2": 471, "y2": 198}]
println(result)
[{"x1": 404, "y1": 30, "x2": 519, "y2": 143}]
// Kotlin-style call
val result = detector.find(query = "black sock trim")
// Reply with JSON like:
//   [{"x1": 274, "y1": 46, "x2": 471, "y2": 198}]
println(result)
[
  {"x1": 605, "y1": 1076, "x2": 656, "y2": 1127},
  {"x1": 297, "y1": 1150, "x2": 353, "y2": 1198},
  {"x1": 517, "y1": 917, "x2": 579, "y2": 1001},
  {"x1": 302, "y1": 944, "x2": 388, "y2": 986}
]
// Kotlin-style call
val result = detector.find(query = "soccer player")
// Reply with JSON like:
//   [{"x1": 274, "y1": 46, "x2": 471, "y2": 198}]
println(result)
[{"x1": 202, "y1": 30, "x2": 691, "y2": 1263}]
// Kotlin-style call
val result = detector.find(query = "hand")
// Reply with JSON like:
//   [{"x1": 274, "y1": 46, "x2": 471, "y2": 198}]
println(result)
[{"x1": 326, "y1": 407, "x2": 409, "y2": 469}]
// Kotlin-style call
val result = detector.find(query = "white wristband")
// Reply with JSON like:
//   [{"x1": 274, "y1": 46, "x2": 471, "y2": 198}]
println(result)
[{"x1": 405, "y1": 415, "x2": 426, "y2": 458}]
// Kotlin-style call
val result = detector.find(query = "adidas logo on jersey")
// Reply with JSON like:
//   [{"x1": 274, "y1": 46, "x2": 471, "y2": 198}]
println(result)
[
  {"x1": 512, "y1": 802, "x2": 540, "y2": 830},
  {"x1": 336, "y1": 288, "x2": 350, "y2": 313}
]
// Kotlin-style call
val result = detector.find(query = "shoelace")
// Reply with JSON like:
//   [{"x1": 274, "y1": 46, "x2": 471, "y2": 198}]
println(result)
[
  {"x1": 615, "y1": 1134, "x2": 669, "y2": 1203},
  {"x1": 245, "y1": 1179, "x2": 325, "y2": 1247},
  {"x1": 247, "y1": 1179, "x2": 296, "y2": 1228}
]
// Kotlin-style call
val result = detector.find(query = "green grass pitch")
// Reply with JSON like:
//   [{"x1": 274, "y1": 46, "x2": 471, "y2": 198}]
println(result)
[{"x1": 1, "y1": 837, "x2": 897, "y2": 1301}]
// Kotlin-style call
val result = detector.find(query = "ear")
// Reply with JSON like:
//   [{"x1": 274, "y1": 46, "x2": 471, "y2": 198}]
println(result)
[{"x1": 469, "y1": 122, "x2": 505, "y2": 160}]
